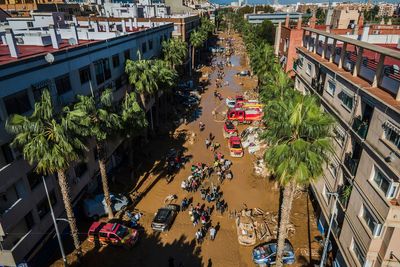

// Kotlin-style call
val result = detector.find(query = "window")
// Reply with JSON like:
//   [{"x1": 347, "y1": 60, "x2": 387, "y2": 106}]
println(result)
[
  {"x1": 1, "y1": 143, "x2": 15, "y2": 164},
  {"x1": 322, "y1": 185, "x2": 329, "y2": 203},
  {"x1": 4, "y1": 91, "x2": 31, "y2": 115},
  {"x1": 124, "y1": 50, "x2": 130, "y2": 61},
  {"x1": 360, "y1": 205, "x2": 382, "y2": 237},
  {"x1": 115, "y1": 76, "x2": 122, "y2": 90},
  {"x1": 351, "y1": 239, "x2": 365, "y2": 266},
  {"x1": 338, "y1": 91, "x2": 353, "y2": 111},
  {"x1": 306, "y1": 63, "x2": 312, "y2": 76},
  {"x1": 79, "y1": 66, "x2": 91, "y2": 85},
  {"x1": 326, "y1": 80, "x2": 336, "y2": 96},
  {"x1": 27, "y1": 169, "x2": 42, "y2": 190},
  {"x1": 112, "y1": 54, "x2": 120, "y2": 68},
  {"x1": 94, "y1": 58, "x2": 111, "y2": 85},
  {"x1": 24, "y1": 211, "x2": 35, "y2": 230},
  {"x1": 27, "y1": 22, "x2": 33, "y2": 28},
  {"x1": 148, "y1": 39, "x2": 153, "y2": 50},
  {"x1": 333, "y1": 126, "x2": 346, "y2": 147},
  {"x1": 74, "y1": 162, "x2": 88, "y2": 178},
  {"x1": 372, "y1": 168, "x2": 398, "y2": 199},
  {"x1": 141, "y1": 42, "x2": 147, "y2": 53},
  {"x1": 382, "y1": 121, "x2": 400, "y2": 149},
  {"x1": 55, "y1": 74, "x2": 72, "y2": 95},
  {"x1": 328, "y1": 161, "x2": 339, "y2": 178},
  {"x1": 99, "y1": 232, "x2": 108, "y2": 238},
  {"x1": 36, "y1": 191, "x2": 57, "y2": 219},
  {"x1": 14, "y1": 179, "x2": 27, "y2": 199}
]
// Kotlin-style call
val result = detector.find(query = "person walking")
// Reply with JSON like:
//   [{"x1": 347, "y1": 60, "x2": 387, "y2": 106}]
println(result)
[
  {"x1": 209, "y1": 226, "x2": 216, "y2": 241},
  {"x1": 195, "y1": 229, "x2": 203, "y2": 244},
  {"x1": 205, "y1": 138, "x2": 211, "y2": 149}
]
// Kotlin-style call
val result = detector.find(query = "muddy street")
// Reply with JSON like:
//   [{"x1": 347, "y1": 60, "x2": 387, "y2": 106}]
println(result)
[{"x1": 52, "y1": 32, "x2": 321, "y2": 267}]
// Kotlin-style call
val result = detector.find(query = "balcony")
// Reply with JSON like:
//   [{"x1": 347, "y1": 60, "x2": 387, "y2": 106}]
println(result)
[
  {"x1": 352, "y1": 116, "x2": 369, "y2": 139},
  {"x1": 344, "y1": 153, "x2": 359, "y2": 176}
]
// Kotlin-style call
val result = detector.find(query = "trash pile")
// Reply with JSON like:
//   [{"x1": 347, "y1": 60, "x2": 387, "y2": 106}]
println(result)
[
  {"x1": 253, "y1": 159, "x2": 270, "y2": 177},
  {"x1": 240, "y1": 126, "x2": 267, "y2": 155},
  {"x1": 232, "y1": 207, "x2": 296, "y2": 246}
]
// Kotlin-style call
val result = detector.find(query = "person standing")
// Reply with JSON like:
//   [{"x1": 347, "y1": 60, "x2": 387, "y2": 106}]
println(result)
[
  {"x1": 209, "y1": 226, "x2": 216, "y2": 241},
  {"x1": 195, "y1": 229, "x2": 203, "y2": 244},
  {"x1": 205, "y1": 138, "x2": 211, "y2": 149}
]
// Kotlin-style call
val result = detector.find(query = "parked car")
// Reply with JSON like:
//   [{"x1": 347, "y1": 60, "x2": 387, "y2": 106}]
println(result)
[
  {"x1": 83, "y1": 193, "x2": 129, "y2": 220},
  {"x1": 151, "y1": 204, "x2": 179, "y2": 231},
  {"x1": 87, "y1": 222, "x2": 139, "y2": 248},
  {"x1": 225, "y1": 98, "x2": 236, "y2": 108},
  {"x1": 228, "y1": 136, "x2": 244, "y2": 157},
  {"x1": 252, "y1": 241, "x2": 295, "y2": 266},
  {"x1": 223, "y1": 120, "x2": 238, "y2": 138},
  {"x1": 236, "y1": 70, "x2": 250, "y2": 77}
]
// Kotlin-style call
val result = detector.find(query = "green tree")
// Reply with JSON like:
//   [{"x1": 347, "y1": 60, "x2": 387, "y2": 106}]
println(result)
[
  {"x1": 256, "y1": 19, "x2": 275, "y2": 45},
  {"x1": 263, "y1": 95, "x2": 334, "y2": 267},
  {"x1": 190, "y1": 30, "x2": 206, "y2": 71},
  {"x1": 71, "y1": 89, "x2": 121, "y2": 219},
  {"x1": 162, "y1": 38, "x2": 187, "y2": 70},
  {"x1": 6, "y1": 89, "x2": 87, "y2": 257},
  {"x1": 316, "y1": 7, "x2": 326, "y2": 24}
]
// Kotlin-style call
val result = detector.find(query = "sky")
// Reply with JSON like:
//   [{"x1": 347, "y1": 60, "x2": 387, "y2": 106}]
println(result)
[{"x1": 210, "y1": 0, "x2": 398, "y2": 5}]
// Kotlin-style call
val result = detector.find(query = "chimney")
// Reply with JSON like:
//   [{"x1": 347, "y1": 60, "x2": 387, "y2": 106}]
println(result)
[
  {"x1": 325, "y1": 25, "x2": 330, "y2": 33},
  {"x1": 121, "y1": 19, "x2": 126, "y2": 33},
  {"x1": 297, "y1": 16, "x2": 302, "y2": 29},
  {"x1": 361, "y1": 24, "x2": 370, "y2": 42},
  {"x1": 284, "y1": 13, "x2": 289, "y2": 27},
  {"x1": 105, "y1": 20, "x2": 110, "y2": 32},
  {"x1": 72, "y1": 15, "x2": 78, "y2": 26},
  {"x1": 380, "y1": 18, "x2": 385, "y2": 25},
  {"x1": 5, "y1": 29, "x2": 19, "y2": 58},
  {"x1": 134, "y1": 17, "x2": 138, "y2": 28},
  {"x1": 388, "y1": 18, "x2": 392, "y2": 25},
  {"x1": 129, "y1": 18, "x2": 133, "y2": 31},
  {"x1": 309, "y1": 12, "x2": 317, "y2": 28},
  {"x1": 49, "y1": 25, "x2": 60, "y2": 49},
  {"x1": 71, "y1": 23, "x2": 79, "y2": 45}
]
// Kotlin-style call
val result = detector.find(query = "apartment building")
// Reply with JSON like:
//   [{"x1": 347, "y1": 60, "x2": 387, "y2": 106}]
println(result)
[
  {"x1": 294, "y1": 27, "x2": 400, "y2": 267},
  {"x1": 0, "y1": 15, "x2": 173, "y2": 266}
]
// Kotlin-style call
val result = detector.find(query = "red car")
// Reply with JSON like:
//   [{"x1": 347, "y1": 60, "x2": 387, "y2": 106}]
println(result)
[
  {"x1": 223, "y1": 120, "x2": 238, "y2": 138},
  {"x1": 235, "y1": 95, "x2": 245, "y2": 105},
  {"x1": 88, "y1": 222, "x2": 139, "y2": 247},
  {"x1": 229, "y1": 136, "x2": 244, "y2": 157}
]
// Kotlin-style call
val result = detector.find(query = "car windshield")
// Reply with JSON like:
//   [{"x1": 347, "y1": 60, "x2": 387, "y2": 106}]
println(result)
[
  {"x1": 226, "y1": 122, "x2": 235, "y2": 130},
  {"x1": 115, "y1": 225, "x2": 128, "y2": 238},
  {"x1": 156, "y1": 209, "x2": 171, "y2": 221},
  {"x1": 232, "y1": 143, "x2": 241, "y2": 149}
]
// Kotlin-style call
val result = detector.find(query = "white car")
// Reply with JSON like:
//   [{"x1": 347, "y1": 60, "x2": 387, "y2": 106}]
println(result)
[
  {"x1": 226, "y1": 98, "x2": 236, "y2": 108},
  {"x1": 83, "y1": 193, "x2": 129, "y2": 220}
]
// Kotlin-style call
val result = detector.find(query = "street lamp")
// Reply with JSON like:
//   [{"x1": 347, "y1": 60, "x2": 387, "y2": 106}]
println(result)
[
  {"x1": 319, "y1": 191, "x2": 339, "y2": 267},
  {"x1": 42, "y1": 176, "x2": 68, "y2": 267}
]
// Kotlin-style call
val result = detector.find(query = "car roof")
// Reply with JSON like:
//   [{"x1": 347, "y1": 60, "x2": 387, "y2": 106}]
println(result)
[
  {"x1": 89, "y1": 222, "x2": 119, "y2": 233},
  {"x1": 229, "y1": 136, "x2": 241, "y2": 142}
]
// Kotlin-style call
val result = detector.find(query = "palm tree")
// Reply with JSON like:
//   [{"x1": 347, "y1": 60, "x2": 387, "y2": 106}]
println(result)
[
  {"x1": 6, "y1": 89, "x2": 87, "y2": 257},
  {"x1": 71, "y1": 89, "x2": 121, "y2": 219},
  {"x1": 162, "y1": 38, "x2": 187, "y2": 70},
  {"x1": 190, "y1": 30, "x2": 206, "y2": 71},
  {"x1": 125, "y1": 55, "x2": 157, "y2": 109},
  {"x1": 262, "y1": 95, "x2": 334, "y2": 267}
]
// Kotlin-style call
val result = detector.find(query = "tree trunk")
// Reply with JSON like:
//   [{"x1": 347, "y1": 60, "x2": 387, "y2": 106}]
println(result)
[
  {"x1": 275, "y1": 181, "x2": 296, "y2": 267},
  {"x1": 97, "y1": 143, "x2": 114, "y2": 219},
  {"x1": 139, "y1": 93, "x2": 146, "y2": 110},
  {"x1": 192, "y1": 46, "x2": 195, "y2": 72},
  {"x1": 57, "y1": 170, "x2": 81, "y2": 256}
]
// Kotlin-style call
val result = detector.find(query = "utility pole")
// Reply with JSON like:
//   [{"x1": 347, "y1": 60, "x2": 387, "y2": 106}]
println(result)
[
  {"x1": 319, "y1": 192, "x2": 338, "y2": 267},
  {"x1": 42, "y1": 176, "x2": 68, "y2": 267}
]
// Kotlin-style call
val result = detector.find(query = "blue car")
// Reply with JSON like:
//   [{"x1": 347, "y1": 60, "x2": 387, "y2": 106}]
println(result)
[{"x1": 252, "y1": 241, "x2": 295, "y2": 266}]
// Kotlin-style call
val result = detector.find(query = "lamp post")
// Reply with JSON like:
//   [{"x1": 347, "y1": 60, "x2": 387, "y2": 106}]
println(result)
[
  {"x1": 319, "y1": 192, "x2": 338, "y2": 267},
  {"x1": 42, "y1": 176, "x2": 68, "y2": 267}
]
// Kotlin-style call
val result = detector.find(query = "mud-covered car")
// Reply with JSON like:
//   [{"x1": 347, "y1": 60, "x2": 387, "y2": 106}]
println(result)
[
  {"x1": 151, "y1": 204, "x2": 179, "y2": 231},
  {"x1": 252, "y1": 241, "x2": 295, "y2": 265}
]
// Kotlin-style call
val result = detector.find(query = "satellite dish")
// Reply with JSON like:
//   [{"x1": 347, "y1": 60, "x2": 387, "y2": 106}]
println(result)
[
  {"x1": 44, "y1": 53, "x2": 55, "y2": 64},
  {"x1": 68, "y1": 38, "x2": 77, "y2": 45}
]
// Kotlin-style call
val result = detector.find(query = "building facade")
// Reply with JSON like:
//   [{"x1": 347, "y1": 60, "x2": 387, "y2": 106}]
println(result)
[
  {"x1": 294, "y1": 28, "x2": 400, "y2": 267},
  {"x1": 0, "y1": 20, "x2": 173, "y2": 266}
]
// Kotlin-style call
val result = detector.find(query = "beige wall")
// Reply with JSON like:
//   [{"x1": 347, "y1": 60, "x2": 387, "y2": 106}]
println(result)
[{"x1": 331, "y1": 9, "x2": 360, "y2": 29}]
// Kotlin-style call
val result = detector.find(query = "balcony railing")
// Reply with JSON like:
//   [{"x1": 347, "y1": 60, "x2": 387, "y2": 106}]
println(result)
[
  {"x1": 352, "y1": 117, "x2": 369, "y2": 139},
  {"x1": 344, "y1": 153, "x2": 359, "y2": 176}
]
